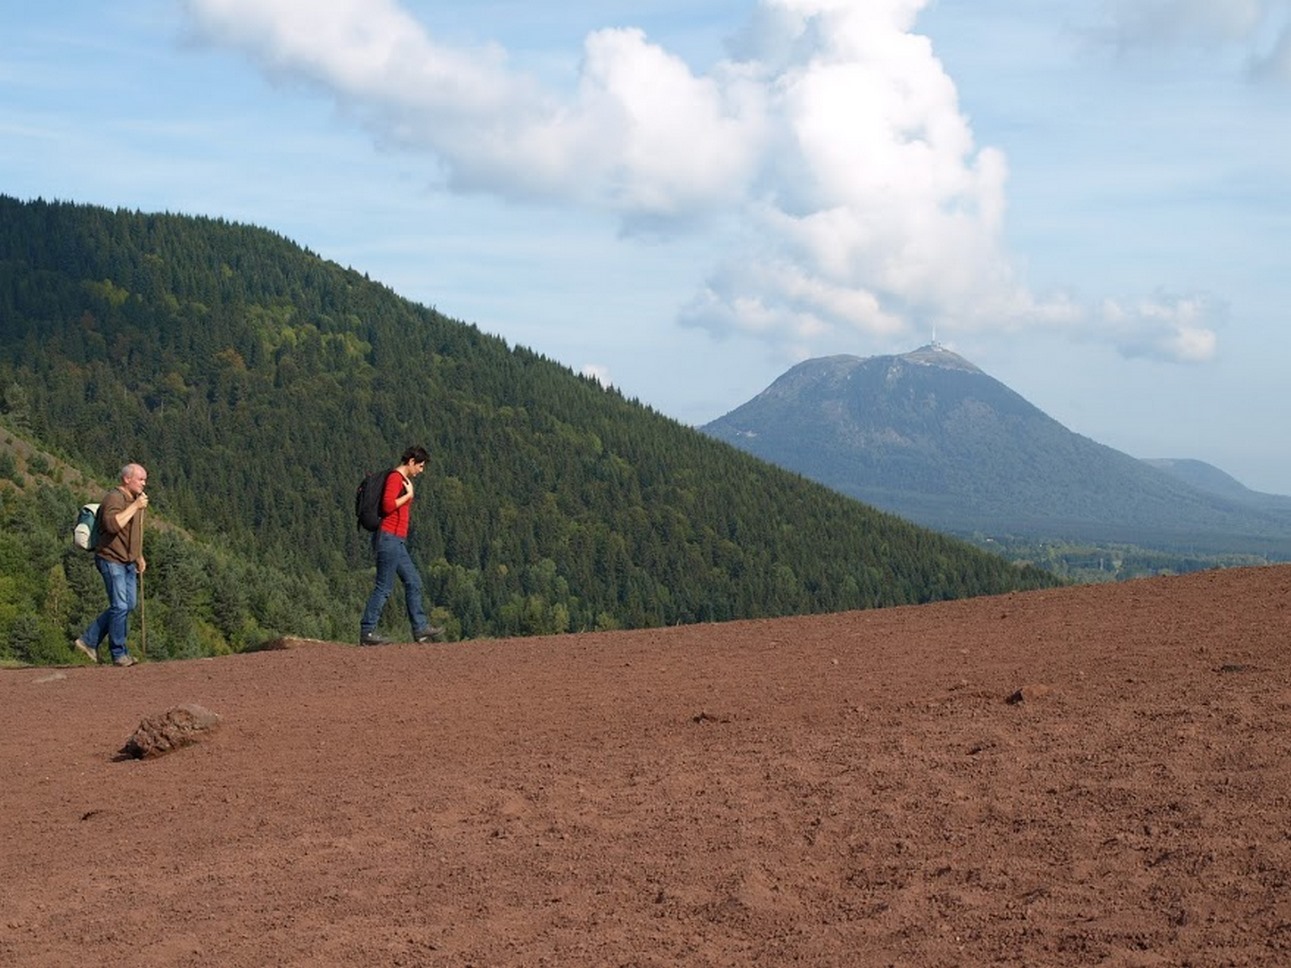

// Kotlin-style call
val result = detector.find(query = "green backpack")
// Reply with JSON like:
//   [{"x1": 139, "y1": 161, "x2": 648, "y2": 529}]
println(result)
[{"x1": 72, "y1": 502, "x2": 101, "y2": 552}]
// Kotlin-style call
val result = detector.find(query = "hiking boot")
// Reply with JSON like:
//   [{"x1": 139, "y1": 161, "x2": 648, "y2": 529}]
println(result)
[
  {"x1": 73, "y1": 638, "x2": 98, "y2": 664},
  {"x1": 359, "y1": 631, "x2": 393, "y2": 647},
  {"x1": 113, "y1": 654, "x2": 137, "y2": 667},
  {"x1": 414, "y1": 626, "x2": 444, "y2": 644}
]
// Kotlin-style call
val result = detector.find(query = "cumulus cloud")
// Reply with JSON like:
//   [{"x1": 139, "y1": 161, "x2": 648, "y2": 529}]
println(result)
[
  {"x1": 182, "y1": 0, "x2": 765, "y2": 216},
  {"x1": 181, "y1": 0, "x2": 1219, "y2": 366},
  {"x1": 1095, "y1": 293, "x2": 1222, "y2": 363}
]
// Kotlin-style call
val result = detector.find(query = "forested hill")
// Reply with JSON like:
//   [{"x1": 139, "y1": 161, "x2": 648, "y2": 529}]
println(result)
[{"x1": 0, "y1": 195, "x2": 1058, "y2": 664}]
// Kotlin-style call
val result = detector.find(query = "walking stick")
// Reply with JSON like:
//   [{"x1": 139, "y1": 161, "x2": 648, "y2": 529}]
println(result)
[
  {"x1": 138, "y1": 505, "x2": 147, "y2": 660},
  {"x1": 139, "y1": 570, "x2": 147, "y2": 659}
]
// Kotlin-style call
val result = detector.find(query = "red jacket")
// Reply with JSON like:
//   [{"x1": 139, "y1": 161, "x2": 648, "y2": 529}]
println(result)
[{"x1": 379, "y1": 471, "x2": 412, "y2": 538}]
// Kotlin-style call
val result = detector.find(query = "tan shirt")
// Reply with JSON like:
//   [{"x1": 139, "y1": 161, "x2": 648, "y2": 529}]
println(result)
[{"x1": 96, "y1": 487, "x2": 144, "y2": 565}]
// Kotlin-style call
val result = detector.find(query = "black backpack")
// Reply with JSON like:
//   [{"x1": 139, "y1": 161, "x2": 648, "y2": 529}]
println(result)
[{"x1": 355, "y1": 469, "x2": 394, "y2": 532}]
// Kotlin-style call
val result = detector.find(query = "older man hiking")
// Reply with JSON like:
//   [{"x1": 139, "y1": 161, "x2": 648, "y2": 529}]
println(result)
[{"x1": 74, "y1": 462, "x2": 148, "y2": 666}]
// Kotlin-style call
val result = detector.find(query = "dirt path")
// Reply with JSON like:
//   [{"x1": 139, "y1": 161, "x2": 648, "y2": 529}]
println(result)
[{"x1": 3, "y1": 565, "x2": 1289, "y2": 966}]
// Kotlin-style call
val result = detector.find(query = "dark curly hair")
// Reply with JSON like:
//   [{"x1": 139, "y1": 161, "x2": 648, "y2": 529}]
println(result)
[{"x1": 401, "y1": 445, "x2": 430, "y2": 466}]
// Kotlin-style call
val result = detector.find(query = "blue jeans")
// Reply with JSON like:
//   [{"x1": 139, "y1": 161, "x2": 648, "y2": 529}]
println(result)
[
  {"x1": 83, "y1": 557, "x2": 138, "y2": 661},
  {"x1": 360, "y1": 531, "x2": 429, "y2": 636}
]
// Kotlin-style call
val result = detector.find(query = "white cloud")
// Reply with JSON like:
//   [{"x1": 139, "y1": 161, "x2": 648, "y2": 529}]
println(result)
[
  {"x1": 677, "y1": 0, "x2": 1094, "y2": 352},
  {"x1": 1097, "y1": 293, "x2": 1222, "y2": 363},
  {"x1": 182, "y1": 0, "x2": 766, "y2": 216},
  {"x1": 182, "y1": 0, "x2": 1221, "y2": 365}
]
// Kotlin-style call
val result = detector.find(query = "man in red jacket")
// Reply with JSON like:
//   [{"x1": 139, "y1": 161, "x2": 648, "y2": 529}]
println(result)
[{"x1": 359, "y1": 445, "x2": 444, "y2": 646}]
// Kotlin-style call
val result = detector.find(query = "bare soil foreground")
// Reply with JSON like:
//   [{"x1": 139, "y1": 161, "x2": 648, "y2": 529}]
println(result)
[{"x1": 3, "y1": 565, "x2": 1290, "y2": 967}]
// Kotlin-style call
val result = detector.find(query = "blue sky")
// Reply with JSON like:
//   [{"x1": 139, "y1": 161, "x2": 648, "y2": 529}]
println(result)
[{"x1": 4, "y1": 0, "x2": 1290, "y2": 493}]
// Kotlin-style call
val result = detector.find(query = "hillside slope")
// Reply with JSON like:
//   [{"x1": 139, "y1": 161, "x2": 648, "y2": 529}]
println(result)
[
  {"x1": 0, "y1": 195, "x2": 1058, "y2": 659},
  {"x1": 3, "y1": 564, "x2": 1289, "y2": 966}
]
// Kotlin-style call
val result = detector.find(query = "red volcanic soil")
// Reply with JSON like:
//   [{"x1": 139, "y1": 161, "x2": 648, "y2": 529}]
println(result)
[{"x1": 3, "y1": 565, "x2": 1290, "y2": 967}]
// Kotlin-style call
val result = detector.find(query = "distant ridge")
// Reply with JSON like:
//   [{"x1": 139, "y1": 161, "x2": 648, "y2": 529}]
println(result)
[
  {"x1": 703, "y1": 345, "x2": 1291, "y2": 556},
  {"x1": 1143, "y1": 458, "x2": 1291, "y2": 514}
]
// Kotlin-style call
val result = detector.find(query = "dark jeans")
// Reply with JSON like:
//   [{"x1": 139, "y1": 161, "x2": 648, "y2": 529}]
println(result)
[
  {"x1": 83, "y1": 557, "x2": 138, "y2": 661},
  {"x1": 360, "y1": 531, "x2": 429, "y2": 636}
]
